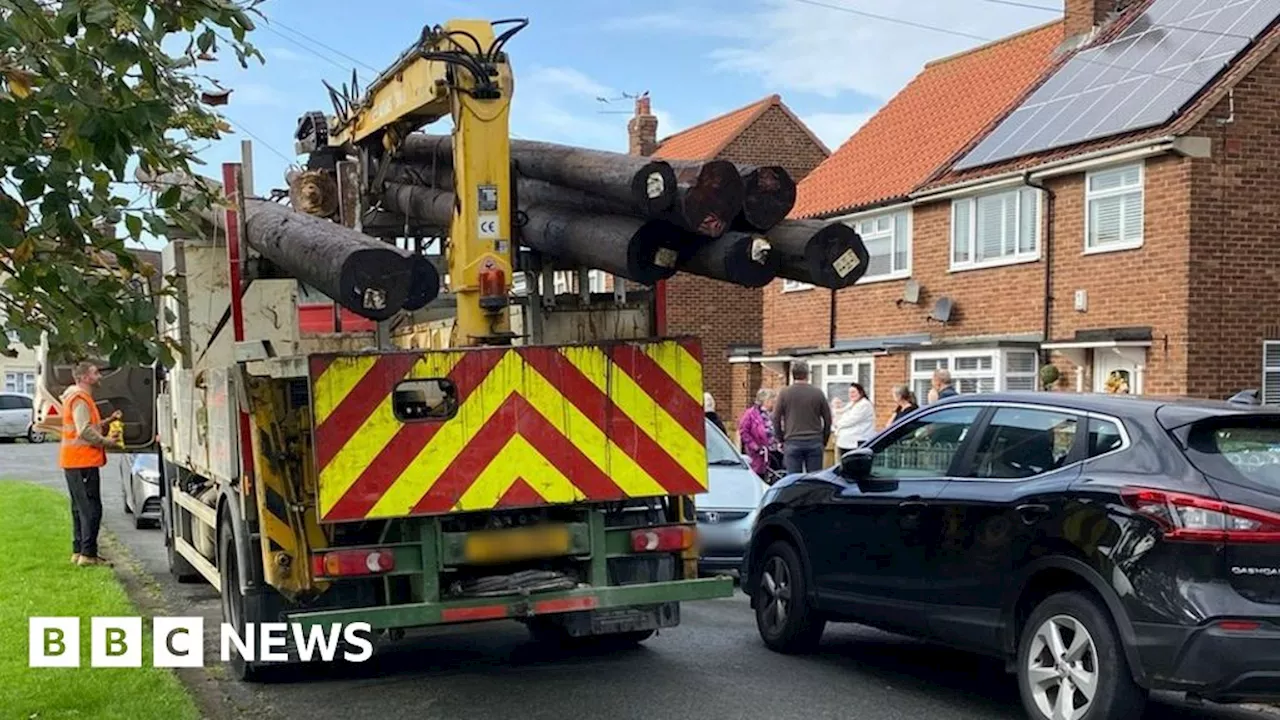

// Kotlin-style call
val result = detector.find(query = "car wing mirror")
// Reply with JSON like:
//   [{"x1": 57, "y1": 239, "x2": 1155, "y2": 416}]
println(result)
[{"x1": 837, "y1": 447, "x2": 874, "y2": 481}]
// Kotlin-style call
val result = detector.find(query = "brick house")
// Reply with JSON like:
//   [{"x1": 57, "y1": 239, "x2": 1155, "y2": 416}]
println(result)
[
  {"x1": 753, "y1": 0, "x2": 1280, "y2": 428},
  {"x1": 626, "y1": 94, "x2": 830, "y2": 423}
]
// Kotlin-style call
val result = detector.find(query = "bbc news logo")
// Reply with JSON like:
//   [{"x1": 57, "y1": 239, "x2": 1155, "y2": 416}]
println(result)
[{"x1": 29, "y1": 617, "x2": 374, "y2": 667}]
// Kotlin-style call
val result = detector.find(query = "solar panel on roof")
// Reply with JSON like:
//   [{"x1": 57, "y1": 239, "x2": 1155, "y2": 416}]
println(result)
[{"x1": 954, "y1": 0, "x2": 1280, "y2": 171}]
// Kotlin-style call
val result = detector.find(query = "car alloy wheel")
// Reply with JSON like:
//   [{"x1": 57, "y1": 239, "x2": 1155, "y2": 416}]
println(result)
[
  {"x1": 1026, "y1": 615, "x2": 1098, "y2": 720},
  {"x1": 759, "y1": 555, "x2": 791, "y2": 634}
]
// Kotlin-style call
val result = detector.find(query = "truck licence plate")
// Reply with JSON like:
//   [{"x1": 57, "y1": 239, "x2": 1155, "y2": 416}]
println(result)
[{"x1": 464, "y1": 525, "x2": 573, "y2": 565}]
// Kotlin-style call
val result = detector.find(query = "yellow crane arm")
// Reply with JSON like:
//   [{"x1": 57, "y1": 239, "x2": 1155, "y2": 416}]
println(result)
[{"x1": 325, "y1": 19, "x2": 526, "y2": 346}]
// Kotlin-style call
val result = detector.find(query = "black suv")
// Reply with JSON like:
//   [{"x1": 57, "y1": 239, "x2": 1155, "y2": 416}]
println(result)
[{"x1": 742, "y1": 393, "x2": 1280, "y2": 720}]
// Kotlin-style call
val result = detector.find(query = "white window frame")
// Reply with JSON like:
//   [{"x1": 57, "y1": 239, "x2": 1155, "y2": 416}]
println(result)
[
  {"x1": 1264, "y1": 341, "x2": 1280, "y2": 405},
  {"x1": 911, "y1": 348, "x2": 1040, "y2": 403},
  {"x1": 950, "y1": 186, "x2": 1042, "y2": 272},
  {"x1": 843, "y1": 208, "x2": 912, "y2": 284},
  {"x1": 810, "y1": 355, "x2": 876, "y2": 407},
  {"x1": 3, "y1": 370, "x2": 36, "y2": 396},
  {"x1": 782, "y1": 279, "x2": 814, "y2": 293},
  {"x1": 1084, "y1": 161, "x2": 1144, "y2": 254}
]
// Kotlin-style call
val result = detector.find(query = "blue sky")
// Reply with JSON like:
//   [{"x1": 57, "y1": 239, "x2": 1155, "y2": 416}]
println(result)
[{"x1": 193, "y1": 0, "x2": 1058, "y2": 198}]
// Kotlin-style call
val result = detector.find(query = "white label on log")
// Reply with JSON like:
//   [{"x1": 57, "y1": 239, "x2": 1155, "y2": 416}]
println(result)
[
  {"x1": 646, "y1": 172, "x2": 666, "y2": 199},
  {"x1": 478, "y1": 213, "x2": 499, "y2": 239},
  {"x1": 655, "y1": 247, "x2": 678, "y2": 268},
  {"x1": 833, "y1": 249, "x2": 860, "y2": 278}
]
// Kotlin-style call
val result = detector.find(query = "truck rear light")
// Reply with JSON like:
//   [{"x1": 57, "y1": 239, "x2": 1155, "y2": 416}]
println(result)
[
  {"x1": 631, "y1": 525, "x2": 694, "y2": 553},
  {"x1": 311, "y1": 549, "x2": 395, "y2": 577},
  {"x1": 1121, "y1": 488, "x2": 1280, "y2": 544}
]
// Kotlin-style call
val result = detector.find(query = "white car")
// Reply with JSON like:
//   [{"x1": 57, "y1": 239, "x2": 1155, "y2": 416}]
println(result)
[{"x1": 0, "y1": 392, "x2": 45, "y2": 443}]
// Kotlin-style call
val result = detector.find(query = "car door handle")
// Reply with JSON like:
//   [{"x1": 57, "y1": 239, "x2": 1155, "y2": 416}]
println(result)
[
  {"x1": 898, "y1": 500, "x2": 928, "y2": 514},
  {"x1": 1016, "y1": 503, "x2": 1051, "y2": 524}
]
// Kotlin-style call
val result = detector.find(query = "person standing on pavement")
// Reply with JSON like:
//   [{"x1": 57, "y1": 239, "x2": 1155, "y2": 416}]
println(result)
[
  {"x1": 60, "y1": 361, "x2": 123, "y2": 567},
  {"x1": 889, "y1": 385, "x2": 919, "y2": 424},
  {"x1": 833, "y1": 383, "x2": 875, "y2": 457},
  {"x1": 738, "y1": 388, "x2": 778, "y2": 479},
  {"x1": 932, "y1": 368, "x2": 958, "y2": 401},
  {"x1": 772, "y1": 363, "x2": 832, "y2": 474},
  {"x1": 704, "y1": 392, "x2": 728, "y2": 436}
]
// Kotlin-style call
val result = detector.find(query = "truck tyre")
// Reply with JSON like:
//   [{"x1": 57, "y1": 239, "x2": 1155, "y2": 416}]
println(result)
[
  {"x1": 752, "y1": 540, "x2": 824, "y2": 654},
  {"x1": 1017, "y1": 591, "x2": 1147, "y2": 720},
  {"x1": 219, "y1": 515, "x2": 278, "y2": 683}
]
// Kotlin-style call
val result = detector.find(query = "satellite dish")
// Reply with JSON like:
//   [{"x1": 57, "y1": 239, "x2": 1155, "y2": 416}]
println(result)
[
  {"x1": 901, "y1": 279, "x2": 920, "y2": 305},
  {"x1": 929, "y1": 296, "x2": 953, "y2": 324}
]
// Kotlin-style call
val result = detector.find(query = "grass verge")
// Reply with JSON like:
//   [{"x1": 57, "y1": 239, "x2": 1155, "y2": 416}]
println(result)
[{"x1": 0, "y1": 480, "x2": 200, "y2": 720}]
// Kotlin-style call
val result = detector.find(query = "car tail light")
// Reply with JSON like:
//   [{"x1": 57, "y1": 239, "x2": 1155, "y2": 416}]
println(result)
[
  {"x1": 631, "y1": 525, "x2": 695, "y2": 553},
  {"x1": 310, "y1": 549, "x2": 395, "y2": 577},
  {"x1": 1121, "y1": 488, "x2": 1280, "y2": 544},
  {"x1": 1217, "y1": 620, "x2": 1262, "y2": 632}
]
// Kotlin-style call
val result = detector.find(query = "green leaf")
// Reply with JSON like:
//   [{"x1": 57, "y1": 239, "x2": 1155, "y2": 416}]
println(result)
[
  {"x1": 157, "y1": 185, "x2": 181, "y2": 209},
  {"x1": 19, "y1": 176, "x2": 44, "y2": 202},
  {"x1": 125, "y1": 214, "x2": 142, "y2": 240}
]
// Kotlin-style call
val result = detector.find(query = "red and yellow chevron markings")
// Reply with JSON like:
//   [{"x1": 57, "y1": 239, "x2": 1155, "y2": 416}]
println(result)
[{"x1": 308, "y1": 340, "x2": 708, "y2": 522}]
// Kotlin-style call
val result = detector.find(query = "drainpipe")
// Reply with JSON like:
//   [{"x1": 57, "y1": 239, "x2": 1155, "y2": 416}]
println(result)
[
  {"x1": 1024, "y1": 171, "x2": 1055, "y2": 369},
  {"x1": 829, "y1": 289, "x2": 837, "y2": 349}
]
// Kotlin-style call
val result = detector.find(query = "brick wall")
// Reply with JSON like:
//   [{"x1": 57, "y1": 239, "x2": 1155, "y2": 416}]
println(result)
[
  {"x1": 720, "y1": 105, "x2": 831, "y2": 181},
  {"x1": 1186, "y1": 45, "x2": 1280, "y2": 401},
  {"x1": 1044, "y1": 154, "x2": 1192, "y2": 396}
]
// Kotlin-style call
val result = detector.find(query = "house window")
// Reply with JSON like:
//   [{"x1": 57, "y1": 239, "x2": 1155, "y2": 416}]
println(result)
[
  {"x1": 512, "y1": 272, "x2": 528, "y2": 296},
  {"x1": 911, "y1": 349, "x2": 1040, "y2": 403},
  {"x1": 810, "y1": 357, "x2": 874, "y2": 409},
  {"x1": 782, "y1": 279, "x2": 814, "y2": 292},
  {"x1": 3, "y1": 371, "x2": 36, "y2": 396},
  {"x1": 1264, "y1": 341, "x2": 1280, "y2": 405},
  {"x1": 588, "y1": 270, "x2": 607, "y2": 293},
  {"x1": 850, "y1": 210, "x2": 910, "y2": 281},
  {"x1": 951, "y1": 186, "x2": 1040, "y2": 270},
  {"x1": 1086, "y1": 163, "x2": 1144, "y2": 252}
]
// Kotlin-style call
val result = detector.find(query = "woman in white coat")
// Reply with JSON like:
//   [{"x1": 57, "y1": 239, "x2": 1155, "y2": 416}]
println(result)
[{"x1": 833, "y1": 383, "x2": 876, "y2": 457}]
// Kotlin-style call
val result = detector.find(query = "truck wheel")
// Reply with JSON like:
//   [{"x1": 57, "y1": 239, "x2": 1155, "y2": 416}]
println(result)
[
  {"x1": 1017, "y1": 591, "x2": 1147, "y2": 720},
  {"x1": 753, "y1": 540, "x2": 824, "y2": 654},
  {"x1": 219, "y1": 518, "x2": 278, "y2": 683}
]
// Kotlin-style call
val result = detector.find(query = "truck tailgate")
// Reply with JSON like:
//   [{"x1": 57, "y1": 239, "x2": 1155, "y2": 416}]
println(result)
[{"x1": 309, "y1": 340, "x2": 708, "y2": 522}]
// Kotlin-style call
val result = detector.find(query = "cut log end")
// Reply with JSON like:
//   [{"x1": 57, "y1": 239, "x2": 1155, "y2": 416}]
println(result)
[
  {"x1": 629, "y1": 221, "x2": 689, "y2": 285},
  {"x1": 337, "y1": 248, "x2": 417, "y2": 320},
  {"x1": 673, "y1": 160, "x2": 744, "y2": 238},
  {"x1": 768, "y1": 220, "x2": 869, "y2": 290},
  {"x1": 740, "y1": 166, "x2": 796, "y2": 231},
  {"x1": 679, "y1": 232, "x2": 775, "y2": 288},
  {"x1": 630, "y1": 161, "x2": 680, "y2": 216}
]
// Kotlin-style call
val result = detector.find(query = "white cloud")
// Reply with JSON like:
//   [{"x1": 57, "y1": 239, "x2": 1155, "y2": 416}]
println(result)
[
  {"x1": 230, "y1": 82, "x2": 288, "y2": 108},
  {"x1": 511, "y1": 66, "x2": 626, "y2": 151},
  {"x1": 267, "y1": 46, "x2": 306, "y2": 63},
  {"x1": 610, "y1": 0, "x2": 1053, "y2": 102},
  {"x1": 653, "y1": 108, "x2": 684, "y2": 139},
  {"x1": 801, "y1": 112, "x2": 873, "y2": 151}
]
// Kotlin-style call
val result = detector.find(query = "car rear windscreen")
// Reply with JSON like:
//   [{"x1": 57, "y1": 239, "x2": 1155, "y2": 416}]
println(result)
[{"x1": 1184, "y1": 417, "x2": 1280, "y2": 495}]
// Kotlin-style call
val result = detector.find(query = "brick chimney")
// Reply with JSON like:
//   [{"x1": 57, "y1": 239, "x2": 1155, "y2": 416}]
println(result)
[
  {"x1": 627, "y1": 94, "x2": 658, "y2": 157},
  {"x1": 1064, "y1": 0, "x2": 1119, "y2": 41}
]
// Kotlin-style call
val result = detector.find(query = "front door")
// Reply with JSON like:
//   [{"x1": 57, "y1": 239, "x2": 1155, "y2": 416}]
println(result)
[
  {"x1": 1093, "y1": 350, "x2": 1141, "y2": 394},
  {"x1": 812, "y1": 405, "x2": 984, "y2": 633}
]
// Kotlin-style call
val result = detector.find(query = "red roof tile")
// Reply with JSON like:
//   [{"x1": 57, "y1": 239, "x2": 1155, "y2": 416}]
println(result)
[
  {"x1": 652, "y1": 94, "x2": 782, "y2": 161},
  {"x1": 791, "y1": 21, "x2": 1065, "y2": 219}
]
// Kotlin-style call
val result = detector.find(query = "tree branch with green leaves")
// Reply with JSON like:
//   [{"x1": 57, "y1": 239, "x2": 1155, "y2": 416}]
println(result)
[{"x1": 0, "y1": 0, "x2": 265, "y2": 367}]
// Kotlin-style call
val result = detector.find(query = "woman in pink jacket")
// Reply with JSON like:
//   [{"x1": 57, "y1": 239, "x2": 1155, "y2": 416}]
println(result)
[{"x1": 737, "y1": 388, "x2": 778, "y2": 479}]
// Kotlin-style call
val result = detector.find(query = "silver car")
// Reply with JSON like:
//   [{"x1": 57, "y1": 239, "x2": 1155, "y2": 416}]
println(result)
[
  {"x1": 0, "y1": 392, "x2": 45, "y2": 443},
  {"x1": 697, "y1": 418, "x2": 768, "y2": 576},
  {"x1": 120, "y1": 452, "x2": 162, "y2": 529}
]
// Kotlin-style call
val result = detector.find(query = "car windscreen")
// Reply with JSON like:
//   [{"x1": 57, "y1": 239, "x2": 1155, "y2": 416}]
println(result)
[
  {"x1": 705, "y1": 420, "x2": 744, "y2": 466},
  {"x1": 1184, "y1": 416, "x2": 1280, "y2": 495}
]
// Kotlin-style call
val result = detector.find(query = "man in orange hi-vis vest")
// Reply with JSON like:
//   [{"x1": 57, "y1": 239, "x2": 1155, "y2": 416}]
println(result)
[{"x1": 60, "y1": 361, "x2": 123, "y2": 567}]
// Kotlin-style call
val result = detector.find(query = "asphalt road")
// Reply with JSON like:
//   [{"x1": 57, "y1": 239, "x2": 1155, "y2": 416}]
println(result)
[{"x1": 4, "y1": 441, "x2": 1276, "y2": 720}]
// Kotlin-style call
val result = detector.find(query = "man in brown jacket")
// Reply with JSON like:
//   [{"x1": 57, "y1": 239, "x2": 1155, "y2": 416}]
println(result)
[{"x1": 771, "y1": 363, "x2": 833, "y2": 474}]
